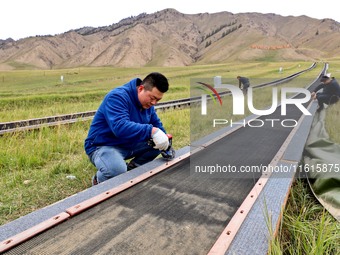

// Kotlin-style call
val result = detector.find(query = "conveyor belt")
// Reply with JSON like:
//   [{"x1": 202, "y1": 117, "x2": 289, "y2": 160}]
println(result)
[
  {"x1": 4, "y1": 159, "x2": 256, "y2": 254},
  {"x1": 1, "y1": 67, "x2": 324, "y2": 254}
]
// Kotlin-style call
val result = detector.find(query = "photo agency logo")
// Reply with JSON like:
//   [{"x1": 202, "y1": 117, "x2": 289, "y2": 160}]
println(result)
[{"x1": 197, "y1": 76, "x2": 312, "y2": 128}]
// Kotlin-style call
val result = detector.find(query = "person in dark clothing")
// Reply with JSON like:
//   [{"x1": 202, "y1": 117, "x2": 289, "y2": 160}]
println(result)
[
  {"x1": 84, "y1": 72, "x2": 172, "y2": 185},
  {"x1": 237, "y1": 76, "x2": 250, "y2": 95},
  {"x1": 311, "y1": 75, "x2": 340, "y2": 111}
]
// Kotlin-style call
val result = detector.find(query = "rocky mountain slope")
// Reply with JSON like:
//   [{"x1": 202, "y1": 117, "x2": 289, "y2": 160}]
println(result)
[{"x1": 1, "y1": 8, "x2": 339, "y2": 70}]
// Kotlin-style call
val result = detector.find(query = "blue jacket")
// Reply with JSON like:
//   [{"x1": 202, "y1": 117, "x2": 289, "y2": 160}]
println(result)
[
  {"x1": 314, "y1": 78, "x2": 340, "y2": 96},
  {"x1": 84, "y1": 78, "x2": 166, "y2": 155}
]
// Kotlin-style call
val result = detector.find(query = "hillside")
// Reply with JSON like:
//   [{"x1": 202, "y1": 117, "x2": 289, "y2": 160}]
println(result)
[{"x1": 0, "y1": 8, "x2": 340, "y2": 70}]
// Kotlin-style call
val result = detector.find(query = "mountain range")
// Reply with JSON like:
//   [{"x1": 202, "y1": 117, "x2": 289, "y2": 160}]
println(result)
[{"x1": 0, "y1": 8, "x2": 340, "y2": 70}]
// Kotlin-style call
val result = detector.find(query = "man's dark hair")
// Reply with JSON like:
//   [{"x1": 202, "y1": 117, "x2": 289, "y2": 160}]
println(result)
[
  {"x1": 320, "y1": 75, "x2": 330, "y2": 82},
  {"x1": 142, "y1": 72, "x2": 169, "y2": 93}
]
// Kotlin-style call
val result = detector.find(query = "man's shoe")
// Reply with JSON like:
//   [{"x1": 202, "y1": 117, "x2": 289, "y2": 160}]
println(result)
[
  {"x1": 127, "y1": 161, "x2": 138, "y2": 171},
  {"x1": 317, "y1": 105, "x2": 324, "y2": 112},
  {"x1": 91, "y1": 174, "x2": 98, "y2": 186}
]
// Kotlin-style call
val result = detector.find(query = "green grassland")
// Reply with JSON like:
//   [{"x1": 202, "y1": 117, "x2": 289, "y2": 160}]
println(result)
[
  {"x1": 326, "y1": 101, "x2": 340, "y2": 144},
  {"x1": 0, "y1": 61, "x2": 339, "y2": 253},
  {"x1": 0, "y1": 62, "x2": 312, "y2": 121}
]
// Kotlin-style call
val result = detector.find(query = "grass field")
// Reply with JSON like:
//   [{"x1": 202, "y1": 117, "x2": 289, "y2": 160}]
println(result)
[
  {"x1": 0, "y1": 62, "x2": 313, "y2": 121},
  {"x1": 1, "y1": 61, "x2": 339, "y2": 253}
]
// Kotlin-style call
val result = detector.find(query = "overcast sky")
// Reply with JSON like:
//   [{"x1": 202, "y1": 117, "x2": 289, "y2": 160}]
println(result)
[{"x1": 1, "y1": 0, "x2": 339, "y2": 40}]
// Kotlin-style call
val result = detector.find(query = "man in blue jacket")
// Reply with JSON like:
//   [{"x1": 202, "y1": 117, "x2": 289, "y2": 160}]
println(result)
[
  {"x1": 311, "y1": 75, "x2": 340, "y2": 111},
  {"x1": 85, "y1": 72, "x2": 171, "y2": 185}
]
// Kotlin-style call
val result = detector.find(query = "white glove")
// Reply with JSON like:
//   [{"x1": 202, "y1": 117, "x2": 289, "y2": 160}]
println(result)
[{"x1": 152, "y1": 128, "x2": 169, "y2": 151}]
